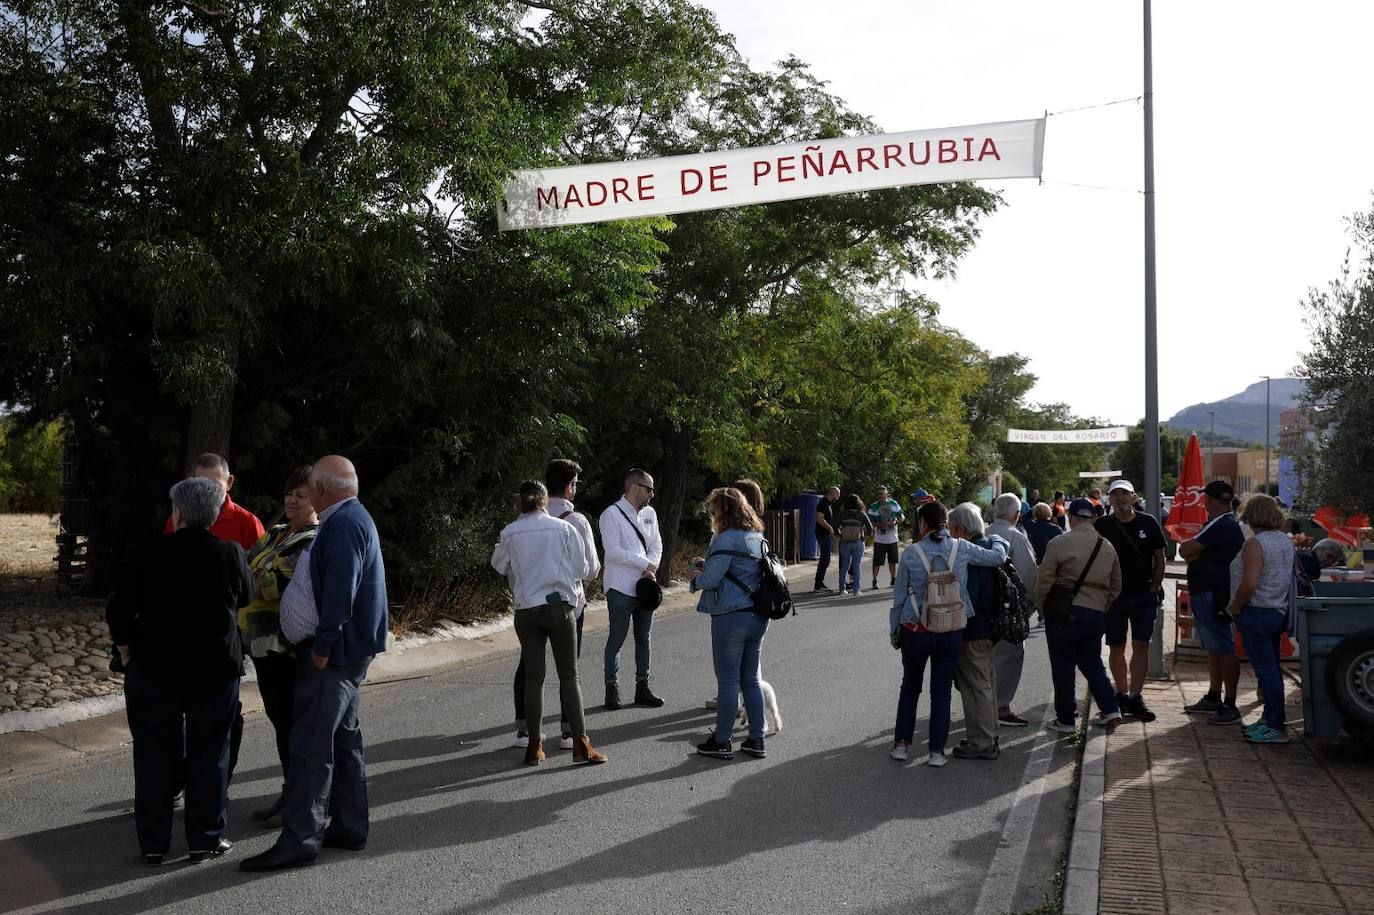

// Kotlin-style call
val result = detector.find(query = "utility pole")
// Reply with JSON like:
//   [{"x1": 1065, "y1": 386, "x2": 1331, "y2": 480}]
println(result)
[
  {"x1": 1263, "y1": 375, "x2": 1272, "y2": 494},
  {"x1": 1208, "y1": 410, "x2": 1216, "y2": 476},
  {"x1": 1144, "y1": 0, "x2": 1164, "y2": 679}
]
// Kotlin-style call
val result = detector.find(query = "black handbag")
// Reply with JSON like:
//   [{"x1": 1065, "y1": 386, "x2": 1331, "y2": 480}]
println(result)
[{"x1": 1043, "y1": 537, "x2": 1104, "y2": 625}]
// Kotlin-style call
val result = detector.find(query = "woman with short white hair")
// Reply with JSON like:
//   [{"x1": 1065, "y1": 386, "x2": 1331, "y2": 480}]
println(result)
[
  {"x1": 107, "y1": 476, "x2": 256, "y2": 865},
  {"x1": 947, "y1": 502, "x2": 1009, "y2": 760}
]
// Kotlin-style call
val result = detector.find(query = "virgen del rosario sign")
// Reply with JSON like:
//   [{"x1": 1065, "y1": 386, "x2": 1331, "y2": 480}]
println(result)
[{"x1": 498, "y1": 117, "x2": 1046, "y2": 231}]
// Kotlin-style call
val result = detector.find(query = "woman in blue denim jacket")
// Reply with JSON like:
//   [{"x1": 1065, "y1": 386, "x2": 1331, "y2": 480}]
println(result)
[
  {"x1": 889, "y1": 500, "x2": 1007, "y2": 766},
  {"x1": 689, "y1": 487, "x2": 767, "y2": 761}
]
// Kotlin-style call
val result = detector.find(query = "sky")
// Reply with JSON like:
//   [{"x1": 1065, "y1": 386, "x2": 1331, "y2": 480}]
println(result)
[{"x1": 695, "y1": 0, "x2": 1374, "y2": 424}]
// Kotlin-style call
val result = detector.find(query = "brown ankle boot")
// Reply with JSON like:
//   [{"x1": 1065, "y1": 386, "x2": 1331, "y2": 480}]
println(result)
[
  {"x1": 524, "y1": 737, "x2": 545, "y2": 766},
  {"x1": 571, "y1": 735, "x2": 607, "y2": 765}
]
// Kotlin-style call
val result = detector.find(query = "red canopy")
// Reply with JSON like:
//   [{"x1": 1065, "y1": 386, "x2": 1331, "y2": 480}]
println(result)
[
  {"x1": 1313, "y1": 506, "x2": 1371, "y2": 547},
  {"x1": 1166, "y1": 434, "x2": 1207, "y2": 541}
]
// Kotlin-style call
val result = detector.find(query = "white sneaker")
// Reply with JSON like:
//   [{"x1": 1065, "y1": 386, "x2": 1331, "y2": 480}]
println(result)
[
  {"x1": 512, "y1": 730, "x2": 546, "y2": 748},
  {"x1": 927, "y1": 752, "x2": 948, "y2": 768},
  {"x1": 890, "y1": 743, "x2": 910, "y2": 761},
  {"x1": 1093, "y1": 712, "x2": 1123, "y2": 727},
  {"x1": 559, "y1": 734, "x2": 574, "y2": 750},
  {"x1": 1045, "y1": 720, "x2": 1078, "y2": 734}
]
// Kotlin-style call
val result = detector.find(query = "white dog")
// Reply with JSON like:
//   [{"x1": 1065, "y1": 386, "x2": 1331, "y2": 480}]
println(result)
[{"x1": 704, "y1": 680, "x2": 782, "y2": 735}]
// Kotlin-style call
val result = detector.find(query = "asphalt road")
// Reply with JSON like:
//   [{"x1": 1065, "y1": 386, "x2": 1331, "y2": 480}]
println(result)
[{"x1": 1, "y1": 583, "x2": 1080, "y2": 915}]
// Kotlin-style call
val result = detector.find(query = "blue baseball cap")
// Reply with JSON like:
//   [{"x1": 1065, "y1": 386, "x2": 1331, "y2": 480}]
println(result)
[{"x1": 1068, "y1": 498, "x2": 1097, "y2": 519}]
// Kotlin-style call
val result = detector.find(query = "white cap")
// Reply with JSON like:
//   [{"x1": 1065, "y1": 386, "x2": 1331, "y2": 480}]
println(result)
[{"x1": 1107, "y1": 479, "x2": 1135, "y2": 494}]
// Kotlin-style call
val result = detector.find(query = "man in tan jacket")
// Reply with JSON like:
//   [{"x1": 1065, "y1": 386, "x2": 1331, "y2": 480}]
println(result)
[{"x1": 1036, "y1": 499, "x2": 1124, "y2": 733}]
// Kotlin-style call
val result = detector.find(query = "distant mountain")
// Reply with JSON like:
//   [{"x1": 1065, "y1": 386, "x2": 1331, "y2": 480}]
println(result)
[{"x1": 1165, "y1": 378, "x2": 1305, "y2": 445}]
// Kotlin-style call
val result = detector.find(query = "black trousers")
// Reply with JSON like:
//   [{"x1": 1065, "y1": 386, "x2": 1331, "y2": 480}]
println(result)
[
  {"x1": 123, "y1": 664, "x2": 238, "y2": 854},
  {"x1": 514, "y1": 610, "x2": 584, "y2": 726},
  {"x1": 251, "y1": 651, "x2": 299, "y2": 778}
]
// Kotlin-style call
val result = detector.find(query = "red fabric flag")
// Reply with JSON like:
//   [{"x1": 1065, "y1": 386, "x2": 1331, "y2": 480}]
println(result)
[
  {"x1": 1313, "y1": 506, "x2": 1371, "y2": 547},
  {"x1": 1166, "y1": 434, "x2": 1207, "y2": 541}
]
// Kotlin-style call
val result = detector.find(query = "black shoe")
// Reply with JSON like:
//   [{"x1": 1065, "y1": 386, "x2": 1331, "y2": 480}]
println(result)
[
  {"x1": 696, "y1": 736, "x2": 733, "y2": 759},
  {"x1": 141, "y1": 850, "x2": 165, "y2": 867},
  {"x1": 188, "y1": 838, "x2": 232, "y2": 863},
  {"x1": 951, "y1": 743, "x2": 1000, "y2": 760},
  {"x1": 741, "y1": 737, "x2": 766, "y2": 758},
  {"x1": 239, "y1": 845, "x2": 318, "y2": 872},
  {"x1": 1116, "y1": 693, "x2": 1133, "y2": 718},
  {"x1": 634, "y1": 683, "x2": 665, "y2": 708},
  {"x1": 1127, "y1": 694, "x2": 1158, "y2": 723},
  {"x1": 321, "y1": 833, "x2": 367, "y2": 852},
  {"x1": 604, "y1": 682, "x2": 623, "y2": 710},
  {"x1": 998, "y1": 712, "x2": 1030, "y2": 727}
]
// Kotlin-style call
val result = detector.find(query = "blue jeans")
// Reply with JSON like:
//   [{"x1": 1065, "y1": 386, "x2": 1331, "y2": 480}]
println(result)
[
  {"x1": 1236, "y1": 606, "x2": 1286, "y2": 730},
  {"x1": 123, "y1": 665, "x2": 238, "y2": 854},
  {"x1": 838, "y1": 540, "x2": 865, "y2": 593},
  {"x1": 711, "y1": 610, "x2": 769, "y2": 741},
  {"x1": 1191, "y1": 589, "x2": 1236, "y2": 655},
  {"x1": 1045, "y1": 609, "x2": 1120, "y2": 725},
  {"x1": 815, "y1": 535, "x2": 833, "y2": 588},
  {"x1": 279, "y1": 652, "x2": 373, "y2": 852},
  {"x1": 893, "y1": 627, "x2": 963, "y2": 754},
  {"x1": 604, "y1": 588, "x2": 653, "y2": 684}
]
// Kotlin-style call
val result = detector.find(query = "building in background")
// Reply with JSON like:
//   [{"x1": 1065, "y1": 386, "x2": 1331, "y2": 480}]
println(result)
[{"x1": 1202, "y1": 447, "x2": 1277, "y2": 496}]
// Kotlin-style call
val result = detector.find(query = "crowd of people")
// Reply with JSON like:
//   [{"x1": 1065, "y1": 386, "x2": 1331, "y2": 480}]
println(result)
[{"x1": 106, "y1": 452, "x2": 1314, "y2": 866}]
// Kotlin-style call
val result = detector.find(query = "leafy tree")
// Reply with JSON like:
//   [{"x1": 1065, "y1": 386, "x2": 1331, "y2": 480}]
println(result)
[
  {"x1": 951, "y1": 353, "x2": 1036, "y2": 503},
  {"x1": 567, "y1": 56, "x2": 999, "y2": 571},
  {"x1": 0, "y1": 0, "x2": 730, "y2": 594},
  {"x1": 0, "y1": 418, "x2": 64, "y2": 513},
  {"x1": 1292, "y1": 196, "x2": 1374, "y2": 517}
]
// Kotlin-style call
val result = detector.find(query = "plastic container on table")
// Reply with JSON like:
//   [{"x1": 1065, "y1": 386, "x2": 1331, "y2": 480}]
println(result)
[{"x1": 1296, "y1": 580, "x2": 1374, "y2": 739}]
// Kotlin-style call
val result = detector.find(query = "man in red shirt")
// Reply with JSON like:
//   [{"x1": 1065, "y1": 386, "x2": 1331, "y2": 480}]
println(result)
[{"x1": 164, "y1": 453, "x2": 265, "y2": 550}]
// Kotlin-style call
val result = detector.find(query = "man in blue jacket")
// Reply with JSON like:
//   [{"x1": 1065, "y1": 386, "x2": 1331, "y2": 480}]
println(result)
[{"x1": 242, "y1": 455, "x2": 389, "y2": 872}]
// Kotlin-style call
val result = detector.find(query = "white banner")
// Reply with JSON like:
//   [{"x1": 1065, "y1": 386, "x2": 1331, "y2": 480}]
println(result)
[
  {"x1": 498, "y1": 117, "x2": 1046, "y2": 231},
  {"x1": 1007, "y1": 427, "x2": 1128, "y2": 444},
  {"x1": 1079, "y1": 470, "x2": 1122, "y2": 478}
]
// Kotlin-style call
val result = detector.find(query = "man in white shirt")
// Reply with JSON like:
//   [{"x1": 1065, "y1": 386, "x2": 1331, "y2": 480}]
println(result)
[
  {"x1": 989, "y1": 493, "x2": 1039, "y2": 727},
  {"x1": 510, "y1": 459, "x2": 600, "y2": 749},
  {"x1": 599, "y1": 468, "x2": 664, "y2": 710}
]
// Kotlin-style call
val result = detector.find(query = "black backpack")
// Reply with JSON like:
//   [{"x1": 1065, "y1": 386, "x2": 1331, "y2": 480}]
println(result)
[
  {"x1": 721, "y1": 539, "x2": 795, "y2": 620},
  {"x1": 990, "y1": 559, "x2": 1033, "y2": 644}
]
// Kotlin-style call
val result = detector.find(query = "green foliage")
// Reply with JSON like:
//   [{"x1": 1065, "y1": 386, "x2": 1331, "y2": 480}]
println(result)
[
  {"x1": 1292, "y1": 195, "x2": 1374, "y2": 517},
  {"x1": 0, "y1": 418, "x2": 64, "y2": 513},
  {"x1": 0, "y1": 1, "x2": 1007, "y2": 599}
]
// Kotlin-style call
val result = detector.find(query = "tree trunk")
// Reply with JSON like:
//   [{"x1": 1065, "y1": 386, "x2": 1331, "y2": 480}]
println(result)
[
  {"x1": 655, "y1": 426, "x2": 692, "y2": 586},
  {"x1": 183, "y1": 334, "x2": 240, "y2": 471}
]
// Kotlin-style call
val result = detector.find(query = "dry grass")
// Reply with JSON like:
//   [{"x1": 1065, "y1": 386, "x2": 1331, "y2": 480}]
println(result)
[
  {"x1": 390, "y1": 579, "x2": 513, "y2": 637},
  {"x1": 0, "y1": 513, "x2": 102, "y2": 629},
  {"x1": 0, "y1": 513, "x2": 59, "y2": 579}
]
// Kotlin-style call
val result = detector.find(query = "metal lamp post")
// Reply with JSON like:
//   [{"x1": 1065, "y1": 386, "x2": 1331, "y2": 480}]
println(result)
[
  {"x1": 1144, "y1": 0, "x2": 1164, "y2": 678},
  {"x1": 1263, "y1": 375, "x2": 1272, "y2": 494}
]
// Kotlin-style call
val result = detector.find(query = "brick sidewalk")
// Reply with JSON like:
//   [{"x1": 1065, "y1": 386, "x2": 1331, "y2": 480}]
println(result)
[{"x1": 1097, "y1": 666, "x2": 1374, "y2": 915}]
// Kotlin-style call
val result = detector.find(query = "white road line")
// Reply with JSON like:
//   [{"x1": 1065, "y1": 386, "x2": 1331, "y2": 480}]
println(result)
[{"x1": 972, "y1": 732, "x2": 1060, "y2": 915}]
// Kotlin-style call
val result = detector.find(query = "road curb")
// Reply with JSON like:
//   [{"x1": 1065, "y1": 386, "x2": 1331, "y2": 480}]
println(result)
[{"x1": 1062, "y1": 706, "x2": 1106, "y2": 915}]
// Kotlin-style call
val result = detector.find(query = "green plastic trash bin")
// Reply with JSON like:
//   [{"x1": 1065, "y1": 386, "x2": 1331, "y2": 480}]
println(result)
[{"x1": 1297, "y1": 581, "x2": 1374, "y2": 739}]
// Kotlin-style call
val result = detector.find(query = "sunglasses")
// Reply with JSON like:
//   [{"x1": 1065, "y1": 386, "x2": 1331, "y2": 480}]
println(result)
[{"x1": 633, "y1": 482, "x2": 655, "y2": 494}]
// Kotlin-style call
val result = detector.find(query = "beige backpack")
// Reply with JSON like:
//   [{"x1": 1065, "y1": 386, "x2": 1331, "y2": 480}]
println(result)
[{"x1": 912, "y1": 538, "x2": 967, "y2": 633}]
